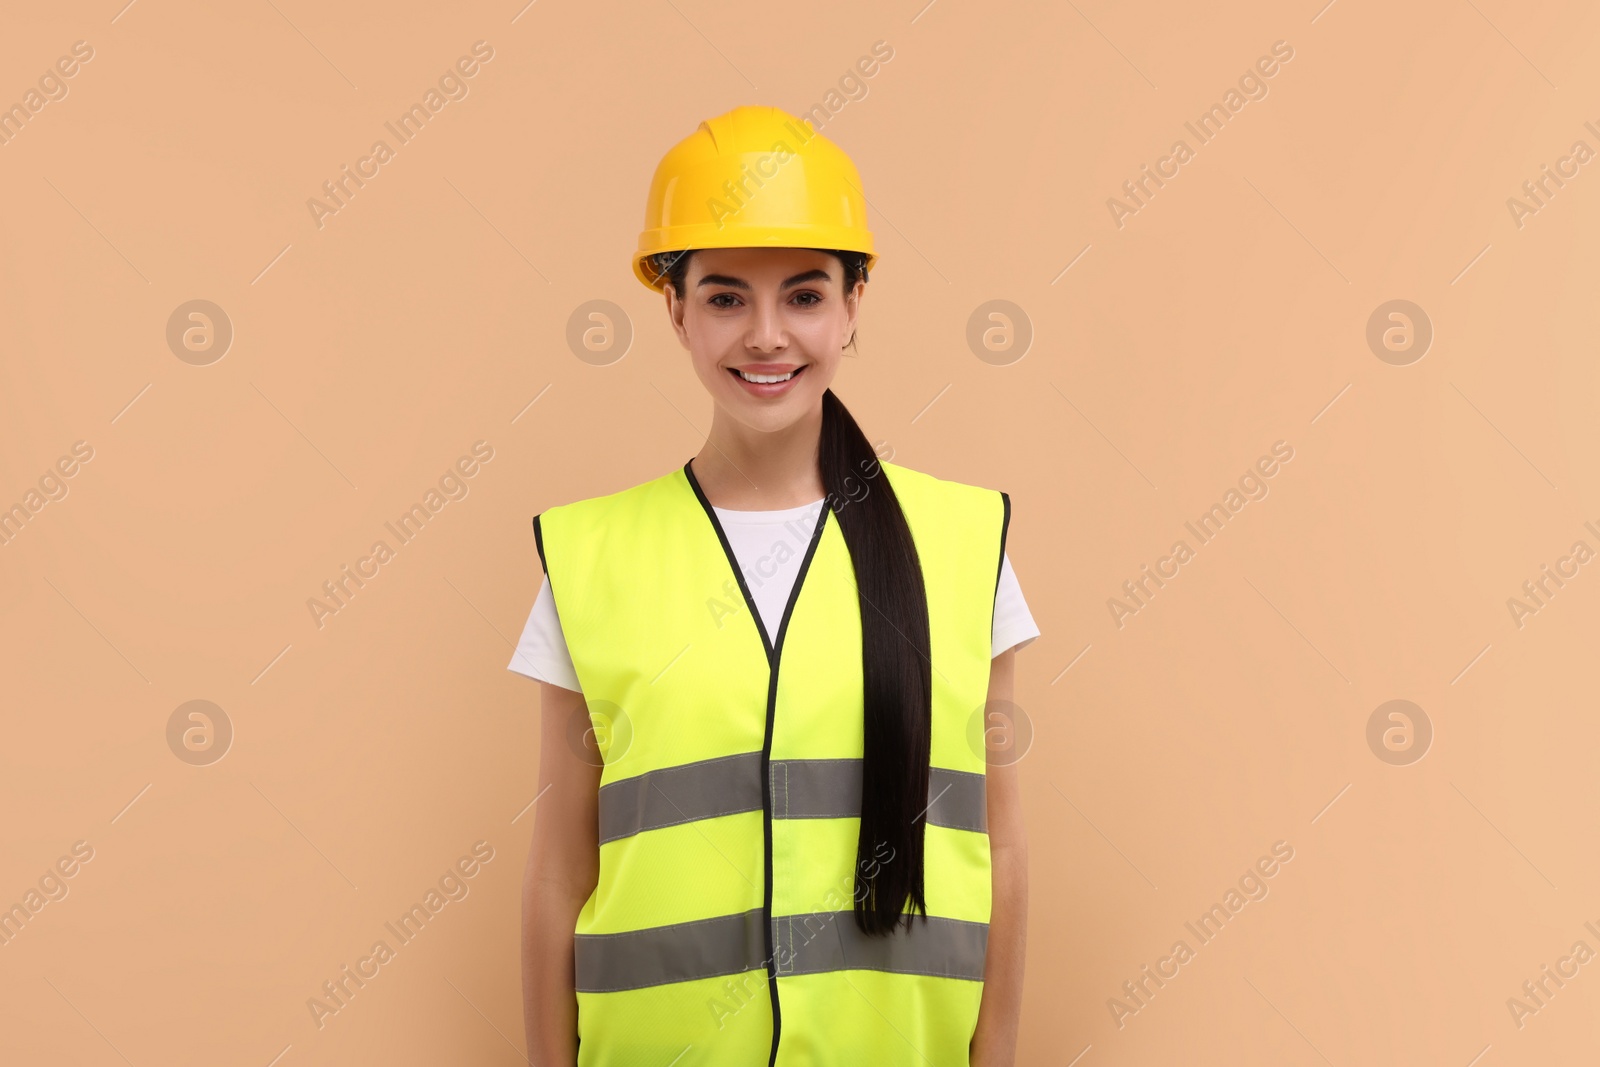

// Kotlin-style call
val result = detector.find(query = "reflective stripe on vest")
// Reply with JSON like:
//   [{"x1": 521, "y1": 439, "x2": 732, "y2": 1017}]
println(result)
[
  {"x1": 597, "y1": 756, "x2": 988, "y2": 844},
  {"x1": 536, "y1": 457, "x2": 1009, "y2": 1066},
  {"x1": 574, "y1": 908, "x2": 990, "y2": 993}
]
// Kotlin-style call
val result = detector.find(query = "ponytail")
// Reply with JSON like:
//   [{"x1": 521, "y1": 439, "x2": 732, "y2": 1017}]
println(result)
[{"x1": 820, "y1": 388, "x2": 932, "y2": 937}]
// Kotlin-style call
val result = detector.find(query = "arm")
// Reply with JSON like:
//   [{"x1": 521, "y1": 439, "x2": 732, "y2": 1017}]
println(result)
[
  {"x1": 523, "y1": 680, "x2": 603, "y2": 1066},
  {"x1": 970, "y1": 648, "x2": 1029, "y2": 1067}
]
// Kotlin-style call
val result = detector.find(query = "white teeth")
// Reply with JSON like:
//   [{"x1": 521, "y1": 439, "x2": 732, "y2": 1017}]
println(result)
[{"x1": 738, "y1": 368, "x2": 796, "y2": 384}]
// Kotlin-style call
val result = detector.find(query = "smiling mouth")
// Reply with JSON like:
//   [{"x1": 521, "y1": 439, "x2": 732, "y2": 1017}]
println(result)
[{"x1": 730, "y1": 366, "x2": 805, "y2": 384}]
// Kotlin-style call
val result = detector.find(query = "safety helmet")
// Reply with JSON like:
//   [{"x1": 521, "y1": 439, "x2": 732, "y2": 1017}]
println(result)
[{"x1": 633, "y1": 105, "x2": 877, "y2": 291}]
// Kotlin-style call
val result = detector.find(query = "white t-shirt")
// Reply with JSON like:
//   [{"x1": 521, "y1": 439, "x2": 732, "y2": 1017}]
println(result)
[{"x1": 507, "y1": 497, "x2": 1040, "y2": 691}]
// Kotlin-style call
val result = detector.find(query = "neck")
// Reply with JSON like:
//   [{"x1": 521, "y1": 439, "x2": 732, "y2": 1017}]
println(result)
[{"x1": 691, "y1": 401, "x2": 826, "y2": 509}]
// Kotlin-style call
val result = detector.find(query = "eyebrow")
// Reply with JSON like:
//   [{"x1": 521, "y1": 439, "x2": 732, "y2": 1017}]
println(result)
[{"x1": 696, "y1": 268, "x2": 832, "y2": 291}]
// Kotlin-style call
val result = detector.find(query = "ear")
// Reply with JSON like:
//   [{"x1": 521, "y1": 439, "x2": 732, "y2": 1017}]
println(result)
[
  {"x1": 665, "y1": 284, "x2": 692, "y2": 351},
  {"x1": 841, "y1": 278, "x2": 865, "y2": 349}
]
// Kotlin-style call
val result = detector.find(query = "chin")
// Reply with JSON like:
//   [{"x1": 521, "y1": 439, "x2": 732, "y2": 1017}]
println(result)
[{"x1": 730, "y1": 394, "x2": 817, "y2": 433}]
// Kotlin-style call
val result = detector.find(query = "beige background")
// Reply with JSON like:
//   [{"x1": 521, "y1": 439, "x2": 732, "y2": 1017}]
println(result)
[{"x1": 2, "y1": 0, "x2": 1598, "y2": 1063}]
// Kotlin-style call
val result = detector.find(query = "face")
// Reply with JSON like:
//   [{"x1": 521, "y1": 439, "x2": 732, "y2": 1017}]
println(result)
[{"x1": 666, "y1": 247, "x2": 863, "y2": 434}]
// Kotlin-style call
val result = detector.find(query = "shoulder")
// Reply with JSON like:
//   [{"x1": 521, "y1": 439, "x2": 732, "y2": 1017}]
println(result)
[
  {"x1": 879, "y1": 459, "x2": 1008, "y2": 514},
  {"x1": 532, "y1": 463, "x2": 690, "y2": 569},
  {"x1": 877, "y1": 460, "x2": 1010, "y2": 546},
  {"x1": 539, "y1": 464, "x2": 686, "y2": 522}
]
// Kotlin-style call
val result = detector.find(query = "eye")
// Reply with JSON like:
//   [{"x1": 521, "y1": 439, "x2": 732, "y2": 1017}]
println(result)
[
  {"x1": 791, "y1": 291, "x2": 823, "y2": 307},
  {"x1": 707, "y1": 293, "x2": 741, "y2": 309}
]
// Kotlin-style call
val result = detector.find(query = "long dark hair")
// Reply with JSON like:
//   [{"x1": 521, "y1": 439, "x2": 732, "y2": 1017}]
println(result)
[{"x1": 652, "y1": 248, "x2": 932, "y2": 937}]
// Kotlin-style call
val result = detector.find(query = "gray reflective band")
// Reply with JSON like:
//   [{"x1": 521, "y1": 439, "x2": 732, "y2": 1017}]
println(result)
[
  {"x1": 598, "y1": 752, "x2": 764, "y2": 845},
  {"x1": 600, "y1": 757, "x2": 987, "y2": 843},
  {"x1": 574, "y1": 908, "x2": 989, "y2": 992},
  {"x1": 771, "y1": 760, "x2": 987, "y2": 833},
  {"x1": 575, "y1": 907, "x2": 768, "y2": 993},
  {"x1": 770, "y1": 758, "x2": 857, "y2": 819},
  {"x1": 775, "y1": 911, "x2": 989, "y2": 981},
  {"x1": 920, "y1": 767, "x2": 987, "y2": 833}
]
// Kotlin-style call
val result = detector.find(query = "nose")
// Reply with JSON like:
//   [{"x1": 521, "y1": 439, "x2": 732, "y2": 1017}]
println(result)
[{"x1": 745, "y1": 297, "x2": 787, "y2": 354}]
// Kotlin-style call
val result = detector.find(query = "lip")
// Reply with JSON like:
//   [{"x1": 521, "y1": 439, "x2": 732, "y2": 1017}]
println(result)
[{"x1": 728, "y1": 363, "x2": 806, "y2": 398}]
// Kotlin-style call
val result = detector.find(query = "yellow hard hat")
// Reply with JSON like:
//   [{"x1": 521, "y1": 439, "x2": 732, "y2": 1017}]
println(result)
[{"x1": 633, "y1": 105, "x2": 877, "y2": 292}]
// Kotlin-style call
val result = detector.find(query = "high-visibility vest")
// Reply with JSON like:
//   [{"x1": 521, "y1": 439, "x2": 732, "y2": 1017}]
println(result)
[{"x1": 534, "y1": 456, "x2": 1011, "y2": 1066}]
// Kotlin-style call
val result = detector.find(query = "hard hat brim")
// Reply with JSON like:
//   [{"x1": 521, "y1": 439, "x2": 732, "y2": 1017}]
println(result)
[{"x1": 634, "y1": 229, "x2": 878, "y2": 292}]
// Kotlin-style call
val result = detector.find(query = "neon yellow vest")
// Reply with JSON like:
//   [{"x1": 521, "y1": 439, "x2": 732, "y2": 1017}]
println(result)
[{"x1": 534, "y1": 457, "x2": 1010, "y2": 1066}]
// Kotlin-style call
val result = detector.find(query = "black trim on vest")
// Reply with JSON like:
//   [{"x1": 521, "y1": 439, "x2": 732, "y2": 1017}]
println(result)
[
  {"x1": 993, "y1": 491, "x2": 1011, "y2": 636},
  {"x1": 681, "y1": 457, "x2": 832, "y2": 1067},
  {"x1": 531, "y1": 512, "x2": 547, "y2": 575}
]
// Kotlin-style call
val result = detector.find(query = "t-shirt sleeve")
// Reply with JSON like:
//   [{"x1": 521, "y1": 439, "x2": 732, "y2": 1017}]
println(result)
[
  {"x1": 992, "y1": 550, "x2": 1040, "y2": 657},
  {"x1": 506, "y1": 575, "x2": 585, "y2": 692}
]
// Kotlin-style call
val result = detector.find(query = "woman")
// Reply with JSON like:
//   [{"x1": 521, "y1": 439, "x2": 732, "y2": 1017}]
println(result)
[{"x1": 511, "y1": 105, "x2": 1039, "y2": 1066}]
